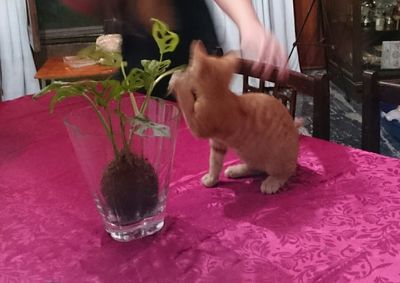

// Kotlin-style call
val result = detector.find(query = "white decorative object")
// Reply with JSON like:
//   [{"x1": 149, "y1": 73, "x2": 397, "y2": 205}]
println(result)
[
  {"x1": 382, "y1": 106, "x2": 400, "y2": 122},
  {"x1": 96, "y1": 34, "x2": 123, "y2": 53},
  {"x1": 63, "y1": 56, "x2": 97, "y2": 68},
  {"x1": 381, "y1": 41, "x2": 400, "y2": 69}
]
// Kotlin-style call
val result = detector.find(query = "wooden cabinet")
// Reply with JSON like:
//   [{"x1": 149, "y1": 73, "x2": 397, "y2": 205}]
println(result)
[
  {"x1": 321, "y1": 0, "x2": 400, "y2": 100},
  {"x1": 26, "y1": 0, "x2": 103, "y2": 68}
]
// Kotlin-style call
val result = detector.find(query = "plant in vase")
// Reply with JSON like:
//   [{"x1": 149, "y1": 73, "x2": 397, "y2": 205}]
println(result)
[{"x1": 33, "y1": 19, "x2": 183, "y2": 241}]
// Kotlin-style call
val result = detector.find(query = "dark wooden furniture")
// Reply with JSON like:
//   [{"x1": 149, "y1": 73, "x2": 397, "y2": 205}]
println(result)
[
  {"x1": 362, "y1": 69, "x2": 400, "y2": 152},
  {"x1": 238, "y1": 59, "x2": 330, "y2": 140},
  {"x1": 26, "y1": 0, "x2": 103, "y2": 68},
  {"x1": 321, "y1": 0, "x2": 400, "y2": 101}
]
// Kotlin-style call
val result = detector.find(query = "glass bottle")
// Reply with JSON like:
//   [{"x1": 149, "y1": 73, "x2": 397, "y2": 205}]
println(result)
[
  {"x1": 361, "y1": 0, "x2": 374, "y2": 28},
  {"x1": 376, "y1": 15, "x2": 385, "y2": 30},
  {"x1": 386, "y1": 15, "x2": 395, "y2": 30}
]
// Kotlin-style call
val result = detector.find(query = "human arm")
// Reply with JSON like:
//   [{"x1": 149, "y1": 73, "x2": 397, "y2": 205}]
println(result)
[{"x1": 213, "y1": 0, "x2": 289, "y2": 80}]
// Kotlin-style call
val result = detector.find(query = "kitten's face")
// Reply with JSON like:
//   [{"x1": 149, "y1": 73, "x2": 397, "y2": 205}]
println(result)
[{"x1": 169, "y1": 41, "x2": 238, "y2": 100}]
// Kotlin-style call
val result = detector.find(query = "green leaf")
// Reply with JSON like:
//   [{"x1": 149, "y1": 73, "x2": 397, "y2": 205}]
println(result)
[
  {"x1": 98, "y1": 52, "x2": 124, "y2": 68},
  {"x1": 77, "y1": 44, "x2": 123, "y2": 68},
  {"x1": 48, "y1": 85, "x2": 85, "y2": 113},
  {"x1": 141, "y1": 59, "x2": 171, "y2": 78},
  {"x1": 106, "y1": 80, "x2": 124, "y2": 101},
  {"x1": 95, "y1": 95, "x2": 106, "y2": 107},
  {"x1": 33, "y1": 82, "x2": 65, "y2": 99},
  {"x1": 158, "y1": 60, "x2": 172, "y2": 73},
  {"x1": 125, "y1": 68, "x2": 146, "y2": 91},
  {"x1": 141, "y1": 60, "x2": 159, "y2": 77},
  {"x1": 151, "y1": 18, "x2": 179, "y2": 55}
]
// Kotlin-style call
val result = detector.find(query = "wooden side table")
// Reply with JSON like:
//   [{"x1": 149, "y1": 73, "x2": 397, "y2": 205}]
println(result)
[{"x1": 34, "y1": 57, "x2": 118, "y2": 87}]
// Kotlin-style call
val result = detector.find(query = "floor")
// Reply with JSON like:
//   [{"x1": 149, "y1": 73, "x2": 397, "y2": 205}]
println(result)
[{"x1": 296, "y1": 77, "x2": 400, "y2": 159}]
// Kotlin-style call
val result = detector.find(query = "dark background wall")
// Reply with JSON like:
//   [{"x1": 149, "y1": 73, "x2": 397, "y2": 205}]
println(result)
[{"x1": 36, "y1": 0, "x2": 100, "y2": 30}]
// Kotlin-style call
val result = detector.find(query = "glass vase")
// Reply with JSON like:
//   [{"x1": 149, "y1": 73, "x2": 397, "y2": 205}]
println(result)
[{"x1": 64, "y1": 96, "x2": 180, "y2": 241}]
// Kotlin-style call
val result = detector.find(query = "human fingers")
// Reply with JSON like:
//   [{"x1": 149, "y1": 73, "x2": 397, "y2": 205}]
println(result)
[{"x1": 249, "y1": 38, "x2": 288, "y2": 83}]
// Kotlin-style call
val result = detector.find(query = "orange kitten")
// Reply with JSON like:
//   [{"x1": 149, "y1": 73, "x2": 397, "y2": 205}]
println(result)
[{"x1": 169, "y1": 41, "x2": 300, "y2": 194}]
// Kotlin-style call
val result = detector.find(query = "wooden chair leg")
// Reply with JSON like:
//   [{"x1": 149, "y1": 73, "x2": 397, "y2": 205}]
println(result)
[
  {"x1": 289, "y1": 90, "x2": 297, "y2": 118},
  {"x1": 312, "y1": 73, "x2": 330, "y2": 140},
  {"x1": 362, "y1": 71, "x2": 381, "y2": 153}
]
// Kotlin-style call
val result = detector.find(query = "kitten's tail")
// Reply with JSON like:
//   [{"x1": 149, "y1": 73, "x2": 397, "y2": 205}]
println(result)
[
  {"x1": 294, "y1": 117, "x2": 304, "y2": 129},
  {"x1": 294, "y1": 117, "x2": 311, "y2": 136}
]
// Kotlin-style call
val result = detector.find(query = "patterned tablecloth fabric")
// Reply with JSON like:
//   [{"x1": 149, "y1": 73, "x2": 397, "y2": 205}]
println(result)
[{"x1": 1, "y1": 96, "x2": 400, "y2": 283}]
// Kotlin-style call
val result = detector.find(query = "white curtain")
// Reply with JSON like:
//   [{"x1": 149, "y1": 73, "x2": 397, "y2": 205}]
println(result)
[
  {"x1": 206, "y1": 0, "x2": 300, "y2": 71},
  {"x1": 251, "y1": 0, "x2": 300, "y2": 71},
  {"x1": 0, "y1": 0, "x2": 40, "y2": 101},
  {"x1": 206, "y1": 0, "x2": 240, "y2": 55}
]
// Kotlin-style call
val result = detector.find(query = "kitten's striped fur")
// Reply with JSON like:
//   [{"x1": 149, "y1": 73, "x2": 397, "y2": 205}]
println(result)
[{"x1": 169, "y1": 41, "x2": 300, "y2": 194}]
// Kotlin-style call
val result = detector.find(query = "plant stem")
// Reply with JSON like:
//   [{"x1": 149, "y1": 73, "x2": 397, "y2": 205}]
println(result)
[
  {"x1": 121, "y1": 61, "x2": 140, "y2": 117},
  {"x1": 139, "y1": 65, "x2": 185, "y2": 113},
  {"x1": 117, "y1": 99, "x2": 129, "y2": 152},
  {"x1": 129, "y1": 92, "x2": 140, "y2": 116},
  {"x1": 82, "y1": 93, "x2": 119, "y2": 157},
  {"x1": 121, "y1": 61, "x2": 128, "y2": 81},
  {"x1": 105, "y1": 104, "x2": 120, "y2": 158}
]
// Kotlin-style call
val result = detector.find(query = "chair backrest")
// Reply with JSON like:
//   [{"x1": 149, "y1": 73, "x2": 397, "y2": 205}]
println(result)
[
  {"x1": 362, "y1": 69, "x2": 400, "y2": 153},
  {"x1": 237, "y1": 59, "x2": 330, "y2": 140}
]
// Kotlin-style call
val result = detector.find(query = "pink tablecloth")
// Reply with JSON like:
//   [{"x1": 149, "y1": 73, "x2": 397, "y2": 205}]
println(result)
[{"x1": 1, "y1": 96, "x2": 400, "y2": 282}]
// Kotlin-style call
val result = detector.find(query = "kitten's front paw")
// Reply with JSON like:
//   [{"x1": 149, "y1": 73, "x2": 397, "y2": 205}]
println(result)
[
  {"x1": 260, "y1": 177, "x2": 285, "y2": 194},
  {"x1": 224, "y1": 164, "x2": 256, "y2": 178},
  {"x1": 224, "y1": 166, "x2": 241, "y2": 178},
  {"x1": 201, "y1": 174, "x2": 219, "y2": 187}
]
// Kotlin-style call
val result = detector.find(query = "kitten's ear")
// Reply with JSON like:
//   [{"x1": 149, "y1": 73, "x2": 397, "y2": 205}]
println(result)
[
  {"x1": 189, "y1": 40, "x2": 208, "y2": 73},
  {"x1": 191, "y1": 40, "x2": 208, "y2": 58}
]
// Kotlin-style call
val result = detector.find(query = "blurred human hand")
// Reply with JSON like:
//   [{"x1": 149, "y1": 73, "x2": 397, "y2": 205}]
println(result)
[{"x1": 239, "y1": 20, "x2": 289, "y2": 82}]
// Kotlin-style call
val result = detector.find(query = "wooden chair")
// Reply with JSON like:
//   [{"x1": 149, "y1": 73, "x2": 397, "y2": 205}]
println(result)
[
  {"x1": 362, "y1": 69, "x2": 400, "y2": 153},
  {"x1": 237, "y1": 59, "x2": 330, "y2": 140}
]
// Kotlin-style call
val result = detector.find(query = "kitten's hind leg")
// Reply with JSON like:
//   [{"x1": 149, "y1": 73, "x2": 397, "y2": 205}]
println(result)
[
  {"x1": 224, "y1": 163, "x2": 262, "y2": 179},
  {"x1": 260, "y1": 176, "x2": 288, "y2": 194},
  {"x1": 201, "y1": 139, "x2": 227, "y2": 187}
]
